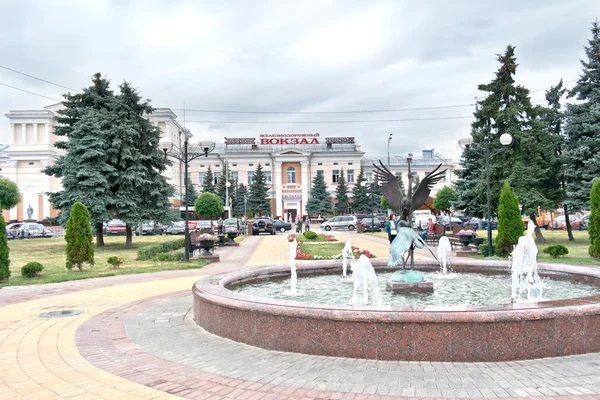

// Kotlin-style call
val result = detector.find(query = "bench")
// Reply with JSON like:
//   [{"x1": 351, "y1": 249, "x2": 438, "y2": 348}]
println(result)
[{"x1": 425, "y1": 223, "x2": 445, "y2": 245}]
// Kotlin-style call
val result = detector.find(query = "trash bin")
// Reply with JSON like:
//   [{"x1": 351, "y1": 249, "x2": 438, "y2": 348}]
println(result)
[
  {"x1": 247, "y1": 220, "x2": 254, "y2": 235},
  {"x1": 357, "y1": 221, "x2": 363, "y2": 233}
]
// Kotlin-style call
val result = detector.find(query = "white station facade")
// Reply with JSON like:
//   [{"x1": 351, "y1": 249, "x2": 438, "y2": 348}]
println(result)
[{"x1": 1, "y1": 105, "x2": 456, "y2": 222}]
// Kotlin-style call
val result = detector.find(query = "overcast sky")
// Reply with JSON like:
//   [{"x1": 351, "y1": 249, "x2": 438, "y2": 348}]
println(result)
[{"x1": 0, "y1": 0, "x2": 597, "y2": 161}]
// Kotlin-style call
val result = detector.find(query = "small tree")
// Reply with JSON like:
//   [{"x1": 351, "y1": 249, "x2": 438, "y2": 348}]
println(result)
[
  {"x1": 202, "y1": 166, "x2": 215, "y2": 193},
  {"x1": 0, "y1": 213, "x2": 10, "y2": 281},
  {"x1": 589, "y1": 179, "x2": 600, "y2": 258},
  {"x1": 433, "y1": 186, "x2": 457, "y2": 214},
  {"x1": 65, "y1": 202, "x2": 94, "y2": 271},
  {"x1": 0, "y1": 178, "x2": 20, "y2": 210},
  {"x1": 495, "y1": 181, "x2": 524, "y2": 257},
  {"x1": 233, "y1": 183, "x2": 248, "y2": 216},
  {"x1": 351, "y1": 166, "x2": 370, "y2": 213},
  {"x1": 335, "y1": 168, "x2": 349, "y2": 215},
  {"x1": 194, "y1": 192, "x2": 224, "y2": 226},
  {"x1": 185, "y1": 180, "x2": 199, "y2": 207},
  {"x1": 306, "y1": 170, "x2": 331, "y2": 216}
]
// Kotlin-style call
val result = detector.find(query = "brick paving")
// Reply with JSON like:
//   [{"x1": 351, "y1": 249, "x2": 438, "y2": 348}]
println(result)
[{"x1": 1, "y1": 232, "x2": 599, "y2": 399}]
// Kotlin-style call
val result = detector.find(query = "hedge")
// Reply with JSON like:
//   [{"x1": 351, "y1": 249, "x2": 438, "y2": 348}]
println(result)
[{"x1": 137, "y1": 238, "x2": 186, "y2": 261}]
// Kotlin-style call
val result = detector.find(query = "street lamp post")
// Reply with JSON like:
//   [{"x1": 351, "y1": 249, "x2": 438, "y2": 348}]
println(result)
[
  {"x1": 160, "y1": 137, "x2": 215, "y2": 261},
  {"x1": 459, "y1": 132, "x2": 512, "y2": 257},
  {"x1": 225, "y1": 139, "x2": 230, "y2": 219},
  {"x1": 387, "y1": 133, "x2": 393, "y2": 167}
]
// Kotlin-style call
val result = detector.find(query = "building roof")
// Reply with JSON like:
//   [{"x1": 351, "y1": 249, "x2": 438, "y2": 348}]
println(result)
[{"x1": 362, "y1": 153, "x2": 452, "y2": 166}]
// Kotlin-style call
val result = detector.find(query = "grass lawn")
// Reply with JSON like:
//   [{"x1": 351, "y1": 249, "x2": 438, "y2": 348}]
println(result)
[
  {"x1": 2, "y1": 235, "x2": 210, "y2": 288},
  {"x1": 299, "y1": 242, "x2": 344, "y2": 258},
  {"x1": 297, "y1": 233, "x2": 337, "y2": 242}
]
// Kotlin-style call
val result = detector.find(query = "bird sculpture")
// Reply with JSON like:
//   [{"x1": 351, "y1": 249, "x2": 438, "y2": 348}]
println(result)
[{"x1": 373, "y1": 160, "x2": 447, "y2": 268}]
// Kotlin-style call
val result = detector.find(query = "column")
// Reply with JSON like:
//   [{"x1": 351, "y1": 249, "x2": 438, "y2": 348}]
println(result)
[
  {"x1": 33, "y1": 123, "x2": 38, "y2": 144},
  {"x1": 37, "y1": 193, "x2": 43, "y2": 221},
  {"x1": 164, "y1": 121, "x2": 170, "y2": 141},
  {"x1": 275, "y1": 161, "x2": 283, "y2": 218},
  {"x1": 301, "y1": 160, "x2": 309, "y2": 214},
  {"x1": 21, "y1": 123, "x2": 27, "y2": 144},
  {"x1": 17, "y1": 194, "x2": 24, "y2": 221},
  {"x1": 10, "y1": 123, "x2": 15, "y2": 144},
  {"x1": 45, "y1": 123, "x2": 51, "y2": 144}
]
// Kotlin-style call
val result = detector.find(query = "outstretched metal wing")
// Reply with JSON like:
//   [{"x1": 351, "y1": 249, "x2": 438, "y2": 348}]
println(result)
[
  {"x1": 411, "y1": 164, "x2": 447, "y2": 211},
  {"x1": 372, "y1": 161, "x2": 402, "y2": 212}
]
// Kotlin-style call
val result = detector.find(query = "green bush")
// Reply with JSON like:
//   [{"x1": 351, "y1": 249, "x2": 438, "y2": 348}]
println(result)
[
  {"x1": 137, "y1": 238, "x2": 186, "y2": 261},
  {"x1": 65, "y1": 202, "x2": 94, "y2": 271},
  {"x1": 303, "y1": 230, "x2": 318, "y2": 240},
  {"x1": 152, "y1": 251, "x2": 185, "y2": 262},
  {"x1": 107, "y1": 256, "x2": 124, "y2": 268},
  {"x1": 543, "y1": 245, "x2": 569, "y2": 259},
  {"x1": 0, "y1": 214, "x2": 10, "y2": 281},
  {"x1": 479, "y1": 239, "x2": 493, "y2": 257},
  {"x1": 589, "y1": 179, "x2": 600, "y2": 258},
  {"x1": 21, "y1": 262, "x2": 44, "y2": 277},
  {"x1": 495, "y1": 181, "x2": 524, "y2": 257}
]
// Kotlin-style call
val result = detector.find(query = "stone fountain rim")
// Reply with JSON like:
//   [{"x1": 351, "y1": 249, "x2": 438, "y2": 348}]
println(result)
[{"x1": 193, "y1": 259, "x2": 600, "y2": 324}]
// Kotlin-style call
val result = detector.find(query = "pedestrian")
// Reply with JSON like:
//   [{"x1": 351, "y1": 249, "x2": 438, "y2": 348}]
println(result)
[
  {"x1": 217, "y1": 217, "x2": 223, "y2": 235},
  {"x1": 296, "y1": 218, "x2": 303, "y2": 234},
  {"x1": 305, "y1": 216, "x2": 311, "y2": 232},
  {"x1": 385, "y1": 214, "x2": 397, "y2": 244}
]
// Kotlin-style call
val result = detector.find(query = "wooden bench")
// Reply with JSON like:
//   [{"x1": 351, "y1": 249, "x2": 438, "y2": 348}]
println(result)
[{"x1": 425, "y1": 223, "x2": 445, "y2": 245}]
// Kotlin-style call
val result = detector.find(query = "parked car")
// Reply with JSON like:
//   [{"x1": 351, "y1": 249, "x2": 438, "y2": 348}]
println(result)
[
  {"x1": 166, "y1": 221, "x2": 186, "y2": 235},
  {"x1": 5, "y1": 223, "x2": 24, "y2": 240},
  {"x1": 136, "y1": 221, "x2": 165, "y2": 236},
  {"x1": 350, "y1": 214, "x2": 368, "y2": 221},
  {"x1": 223, "y1": 218, "x2": 241, "y2": 233},
  {"x1": 106, "y1": 219, "x2": 127, "y2": 236},
  {"x1": 253, "y1": 217, "x2": 275, "y2": 235},
  {"x1": 413, "y1": 210, "x2": 433, "y2": 229},
  {"x1": 16, "y1": 223, "x2": 53, "y2": 239},
  {"x1": 320, "y1": 216, "x2": 358, "y2": 231},
  {"x1": 549, "y1": 215, "x2": 582, "y2": 230},
  {"x1": 361, "y1": 218, "x2": 382, "y2": 232},
  {"x1": 273, "y1": 219, "x2": 292, "y2": 233},
  {"x1": 581, "y1": 214, "x2": 590, "y2": 231}
]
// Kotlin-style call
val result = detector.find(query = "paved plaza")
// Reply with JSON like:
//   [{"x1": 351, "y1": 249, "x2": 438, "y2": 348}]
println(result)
[{"x1": 1, "y1": 233, "x2": 600, "y2": 399}]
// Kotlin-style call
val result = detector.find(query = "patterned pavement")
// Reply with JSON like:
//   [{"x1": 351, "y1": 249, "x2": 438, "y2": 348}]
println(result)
[{"x1": 1, "y1": 232, "x2": 599, "y2": 399}]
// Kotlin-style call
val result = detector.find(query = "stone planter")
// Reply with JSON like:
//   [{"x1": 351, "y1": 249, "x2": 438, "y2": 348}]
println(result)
[
  {"x1": 458, "y1": 235, "x2": 474, "y2": 250},
  {"x1": 199, "y1": 240, "x2": 216, "y2": 256}
]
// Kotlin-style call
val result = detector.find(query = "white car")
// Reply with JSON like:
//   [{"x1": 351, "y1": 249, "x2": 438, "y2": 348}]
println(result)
[{"x1": 320, "y1": 216, "x2": 358, "y2": 231}]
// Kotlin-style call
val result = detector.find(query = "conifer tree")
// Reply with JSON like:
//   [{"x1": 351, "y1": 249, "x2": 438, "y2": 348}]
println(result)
[
  {"x1": 202, "y1": 166, "x2": 215, "y2": 193},
  {"x1": 495, "y1": 181, "x2": 524, "y2": 257},
  {"x1": 247, "y1": 164, "x2": 271, "y2": 216},
  {"x1": 65, "y1": 202, "x2": 94, "y2": 271},
  {"x1": 233, "y1": 183, "x2": 248, "y2": 216},
  {"x1": 185, "y1": 180, "x2": 199, "y2": 207},
  {"x1": 351, "y1": 166, "x2": 370, "y2": 213},
  {"x1": 369, "y1": 181, "x2": 383, "y2": 212},
  {"x1": 589, "y1": 179, "x2": 600, "y2": 258},
  {"x1": 306, "y1": 170, "x2": 331, "y2": 216},
  {"x1": 564, "y1": 22, "x2": 600, "y2": 213},
  {"x1": 216, "y1": 164, "x2": 228, "y2": 203},
  {"x1": 335, "y1": 168, "x2": 349, "y2": 215},
  {"x1": 0, "y1": 212, "x2": 10, "y2": 281}
]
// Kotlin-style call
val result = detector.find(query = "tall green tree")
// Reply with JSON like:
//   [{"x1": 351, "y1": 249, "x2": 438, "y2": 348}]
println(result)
[
  {"x1": 43, "y1": 73, "x2": 115, "y2": 246},
  {"x1": 202, "y1": 166, "x2": 215, "y2": 193},
  {"x1": 105, "y1": 82, "x2": 174, "y2": 248},
  {"x1": 0, "y1": 213, "x2": 9, "y2": 281},
  {"x1": 351, "y1": 166, "x2": 370, "y2": 213},
  {"x1": 564, "y1": 22, "x2": 600, "y2": 214},
  {"x1": 194, "y1": 192, "x2": 224, "y2": 226},
  {"x1": 65, "y1": 202, "x2": 94, "y2": 271},
  {"x1": 233, "y1": 183, "x2": 248, "y2": 216},
  {"x1": 216, "y1": 165, "x2": 235, "y2": 207},
  {"x1": 335, "y1": 168, "x2": 349, "y2": 215},
  {"x1": 0, "y1": 178, "x2": 20, "y2": 210},
  {"x1": 495, "y1": 181, "x2": 524, "y2": 257},
  {"x1": 185, "y1": 180, "x2": 199, "y2": 207},
  {"x1": 589, "y1": 179, "x2": 600, "y2": 258},
  {"x1": 306, "y1": 170, "x2": 331, "y2": 216},
  {"x1": 433, "y1": 186, "x2": 458, "y2": 215},
  {"x1": 247, "y1": 164, "x2": 271, "y2": 216},
  {"x1": 368, "y1": 181, "x2": 383, "y2": 213}
]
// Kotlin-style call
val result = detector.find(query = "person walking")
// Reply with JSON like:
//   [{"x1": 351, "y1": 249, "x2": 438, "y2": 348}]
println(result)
[
  {"x1": 296, "y1": 218, "x2": 303, "y2": 234},
  {"x1": 385, "y1": 214, "x2": 397, "y2": 244},
  {"x1": 305, "y1": 216, "x2": 311, "y2": 232},
  {"x1": 217, "y1": 217, "x2": 223, "y2": 235}
]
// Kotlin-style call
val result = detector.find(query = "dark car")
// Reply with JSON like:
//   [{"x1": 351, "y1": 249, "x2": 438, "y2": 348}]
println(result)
[
  {"x1": 136, "y1": 221, "x2": 165, "y2": 236},
  {"x1": 253, "y1": 217, "x2": 275, "y2": 235},
  {"x1": 361, "y1": 218, "x2": 382, "y2": 232},
  {"x1": 273, "y1": 219, "x2": 292, "y2": 233},
  {"x1": 17, "y1": 223, "x2": 53, "y2": 239},
  {"x1": 166, "y1": 221, "x2": 186, "y2": 235},
  {"x1": 106, "y1": 219, "x2": 127, "y2": 236}
]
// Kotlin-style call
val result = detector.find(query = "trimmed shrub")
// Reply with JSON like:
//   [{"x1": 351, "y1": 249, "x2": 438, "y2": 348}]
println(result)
[
  {"x1": 107, "y1": 256, "x2": 124, "y2": 268},
  {"x1": 543, "y1": 245, "x2": 569, "y2": 259},
  {"x1": 479, "y1": 239, "x2": 493, "y2": 257},
  {"x1": 137, "y1": 238, "x2": 186, "y2": 261},
  {"x1": 590, "y1": 179, "x2": 600, "y2": 258},
  {"x1": 152, "y1": 251, "x2": 185, "y2": 262},
  {"x1": 0, "y1": 214, "x2": 10, "y2": 281},
  {"x1": 495, "y1": 181, "x2": 524, "y2": 257},
  {"x1": 303, "y1": 230, "x2": 318, "y2": 240},
  {"x1": 21, "y1": 262, "x2": 43, "y2": 277},
  {"x1": 65, "y1": 202, "x2": 94, "y2": 271}
]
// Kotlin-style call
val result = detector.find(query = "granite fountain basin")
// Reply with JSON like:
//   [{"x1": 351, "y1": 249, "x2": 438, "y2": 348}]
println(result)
[{"x1": 193, "y1": 260, "x2": 600, "y2": 362}]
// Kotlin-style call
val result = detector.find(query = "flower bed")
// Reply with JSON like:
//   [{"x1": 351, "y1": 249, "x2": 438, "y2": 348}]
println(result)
[
  {"x1": 295, "y1": 233, "x2": 338, "y2": 243},
  {"x1": 296, "y1": 243, "x2": 375, "y2": 260}
]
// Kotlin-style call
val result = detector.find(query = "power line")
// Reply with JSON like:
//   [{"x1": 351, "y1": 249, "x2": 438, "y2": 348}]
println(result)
[
  {"x1": 184, "y1": 116, "x2": 474, "y2": 124},
  {"x1": 0, "y1": 81, "x2": 62, "y2": 102},
  {"x1": 0, "y1": 64, "x2": 80, "y2": 92}
]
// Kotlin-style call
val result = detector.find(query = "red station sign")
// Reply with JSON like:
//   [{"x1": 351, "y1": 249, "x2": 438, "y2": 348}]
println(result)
[{"x1": 259, "y1": 133, "x2": 320, "y2": 145}]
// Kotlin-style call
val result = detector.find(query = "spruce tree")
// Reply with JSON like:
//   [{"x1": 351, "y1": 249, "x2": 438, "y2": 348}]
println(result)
[
  {"x1": 105, "y1": 82, "x2": 174, "y2": 248},
  {"x1": 185, "y1": 180, "x2": 199, "y2": 207},
  {"x1": 65, "y1": 202, "x2": 94, "y2": 271},
  {"x1": 202, "y1": 166, "x2": 215, "y2": 193},
  {"x1": 369, "y1": 181, "x2": 383, "y2": 212},
  {"x1": 335, "y1": 168, "x2": 349, "y2": 215},
  {"x1": 564, "y1": 22, "x2": 600, "y2": 213},
  {"x1": 247, "y1": 164, "x2": 271, "y2": 216},
  {"x1": 0, "y1": 178, "x2": 20, "y2": 210},
  {"x1": 589, "y1": 179, "x2": 600, "y2": 258},
  {"x1": 351, "y1": 166, "x2": 370, "y2": 213},
  {"x1": 306, "y1": 170, "x2": 331, "y2": 216},
  {"x1": 216, "y1": 164, "x2": 228, "y2": 203},
  {"x1": 0, "y1": 213, "x2": 10, "y2": 281},
  {"x1": 233, "y1": 183, "x2": 248, "y2": 216},
  {"x1": 495, "y1": 181, "x2": 524, "y2": 257}
]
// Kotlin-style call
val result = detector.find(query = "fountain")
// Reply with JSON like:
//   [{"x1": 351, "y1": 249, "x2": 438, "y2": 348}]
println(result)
[
  {"x1": 288, "y1": 238, "x2": 298, "y2": 295},
  {"x1": 437, "y1": 236, "x2": 452, "y2": 274},
  {"x1": 510, "y1": 221, "x2": 544, "y2": 302},
  {"x1": 341, "y1": 238, "x2": 353, "y2": 279},
  {"x1": 349, "y1": 255, "x2": 382, "y2": 305}
]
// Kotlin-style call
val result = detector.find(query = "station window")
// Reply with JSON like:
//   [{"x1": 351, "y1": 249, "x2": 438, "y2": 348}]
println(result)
[
  {"x1": 199, "y1": 165, "x2": 205, "y2": 168},
  {"x1": 347, "y1": 169, "x2": 354, "y2": 183},
  {"x1": 232, "y1": 163, "x2": 237, "y2": 167},
  {"x1": 28, "y1": 162, "x2": 35, "y2": 166},
  {"x1": 317, "y1": 162, "x2": 323, "y2": 166},
  {"x1": 286, "y1": 166, "x2": 296, "y2": 184},
  {"x1": 264, "y1": 171, "x2": 272, "y2": 183},
  {"x1": 348, "y1": 162, "x2": 353, "y2": 165},
  {"x1": 198, "y1": 172, "x2": 206, "y2": 185},
  {"x1": 249, "y1": 163, "x2": 254, "y2": 167},
  {"x1": 332, "y1": 169, "x2": 340, "y2": 183},
  {"x1": 247, "y1": 171, "x2": 254, "y2": 185},
  {"x1": 215, "y1": 164, "x2": 220, "y2": 168},
  {"x1": 265, "y1": 163, "x2": 270, "y2": 166},
  {"x1": 333, "y1": 162, "x2": 339, "y2": 166}
]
